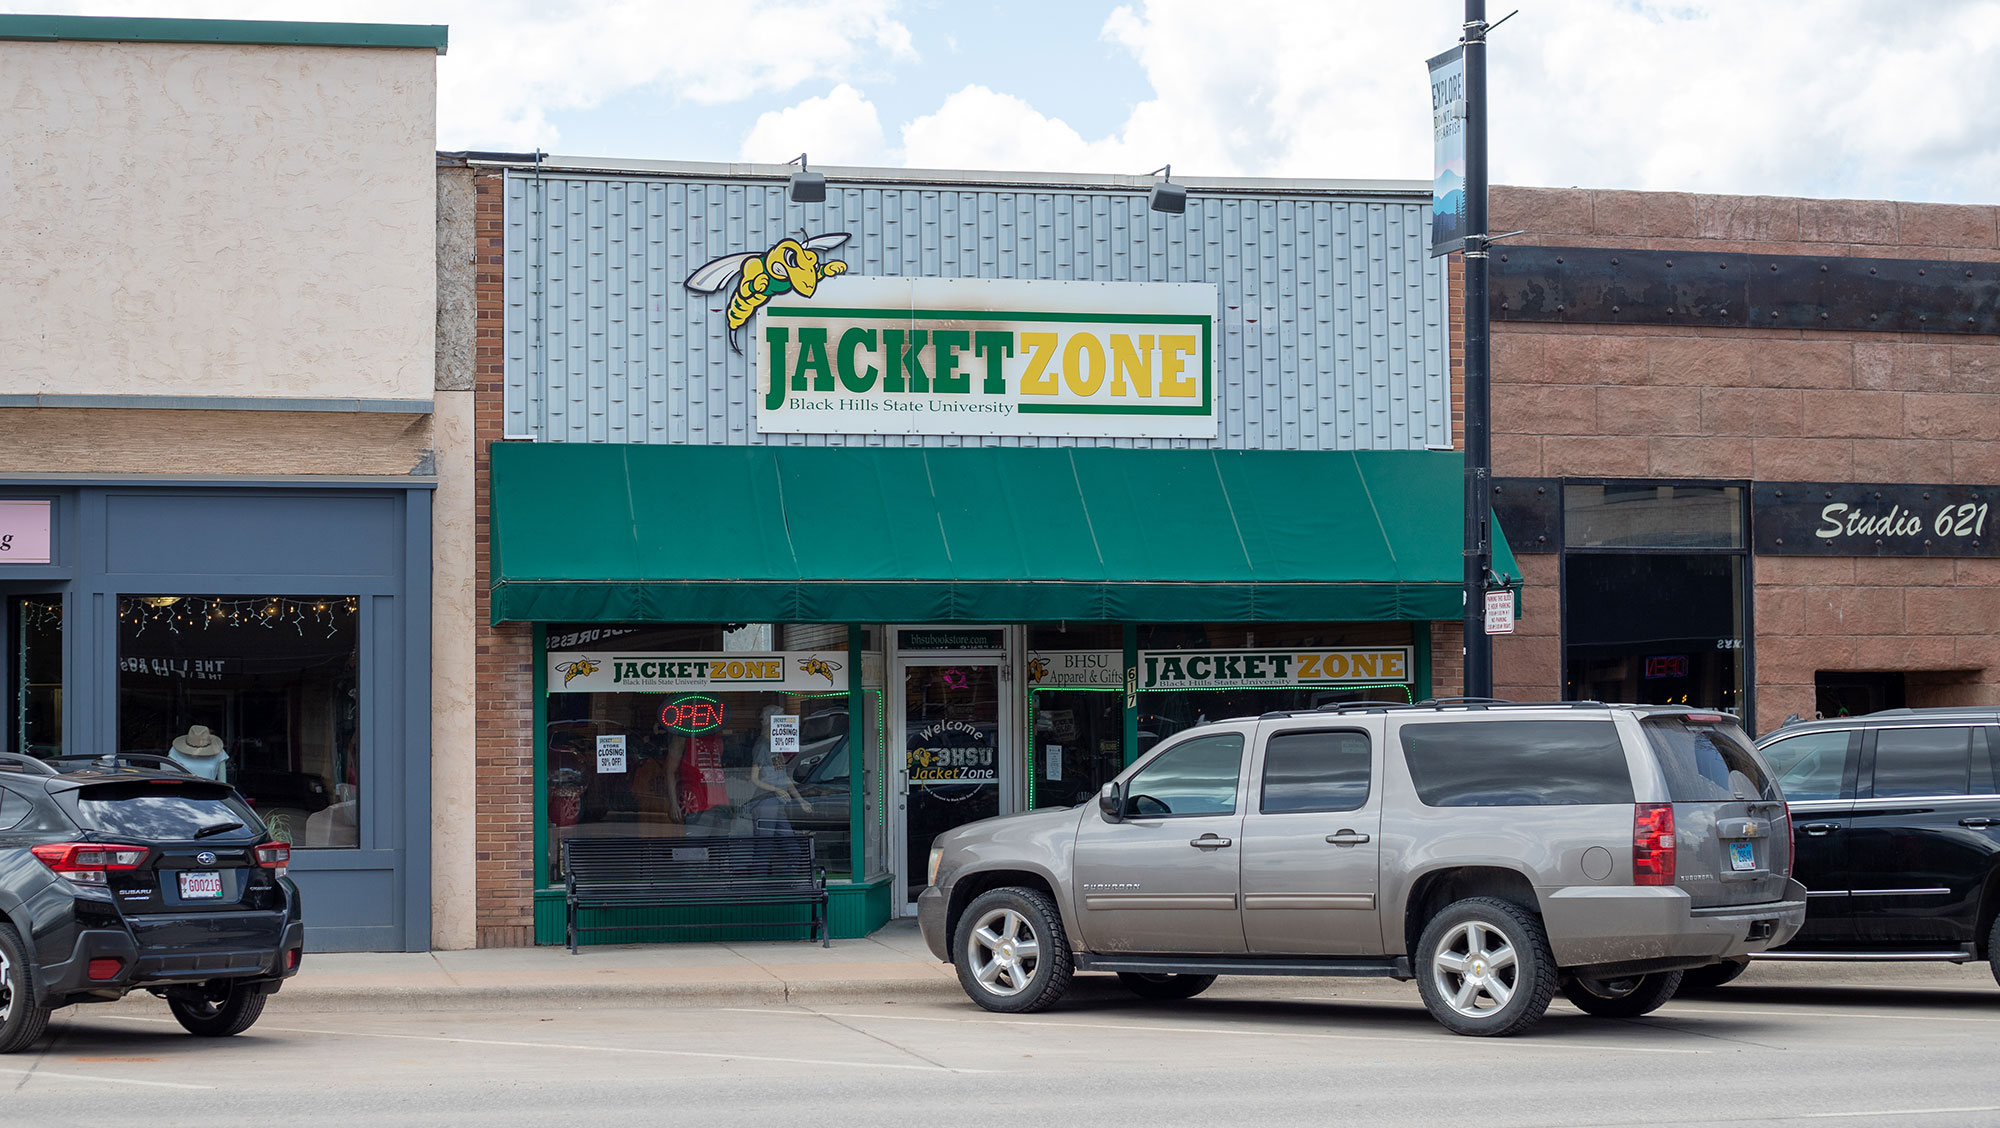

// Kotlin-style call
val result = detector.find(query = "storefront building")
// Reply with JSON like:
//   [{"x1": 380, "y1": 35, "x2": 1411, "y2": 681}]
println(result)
[
  {"x1": 466, "y1": 158, "x2": 1503, "y2": 944},
  {"x1": 1, "y1": 16, "x2": 464, "y2": 951},
  {"x1": 1485, "y1": 186, "x2": 1999, "y2": 731}
]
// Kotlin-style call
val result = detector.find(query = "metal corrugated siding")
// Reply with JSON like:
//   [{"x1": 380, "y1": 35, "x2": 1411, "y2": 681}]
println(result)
[{"x1": 504, "y1": 172, "x2": 1449, "y2": 450}]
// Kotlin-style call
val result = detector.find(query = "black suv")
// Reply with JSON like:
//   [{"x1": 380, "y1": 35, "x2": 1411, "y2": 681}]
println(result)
[
  {"x1": 0, "y1": 753, "x2": 305, "y2": 1052},
  {"x1": 1684, "y1": 707, "x2": 2000, "y2": 990}
]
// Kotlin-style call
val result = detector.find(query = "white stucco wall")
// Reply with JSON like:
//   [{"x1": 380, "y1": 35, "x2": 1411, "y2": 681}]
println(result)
[{"x1": 0, "y1": 41, "x2": 437, "y2": 400}]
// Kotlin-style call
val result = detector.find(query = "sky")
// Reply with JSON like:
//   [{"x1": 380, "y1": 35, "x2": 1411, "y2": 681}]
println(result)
[{"x1": 40, "y1": 0, "x2": 2000, "y2": 204}]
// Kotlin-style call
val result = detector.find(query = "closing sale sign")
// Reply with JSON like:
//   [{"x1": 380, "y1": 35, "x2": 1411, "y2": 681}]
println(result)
[{"x1": 757, "y1": 277, "x2": 1217, "y2": 439}]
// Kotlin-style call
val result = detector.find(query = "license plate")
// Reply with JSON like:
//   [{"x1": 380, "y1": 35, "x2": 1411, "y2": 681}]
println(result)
[
  {"x1": 178, "y1": 870, "x2": 223, "y2": 899},
  {"x1": 1728, "y1": 841, "x2": 1757, "y2": 872}
]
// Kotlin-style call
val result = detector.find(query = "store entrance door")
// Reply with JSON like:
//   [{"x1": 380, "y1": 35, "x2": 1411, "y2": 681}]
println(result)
[
  {"x1": 2, "y1": 590, "x2": 64, "y2": 762},
  {"x1": 895, "y1": 653, "x2": 1014, "y2": 910}
]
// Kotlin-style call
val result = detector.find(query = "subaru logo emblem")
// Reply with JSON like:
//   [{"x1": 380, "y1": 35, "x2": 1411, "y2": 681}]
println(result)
[{"x1": 195, "y1": 851, "x2": 217, "y2": 867}]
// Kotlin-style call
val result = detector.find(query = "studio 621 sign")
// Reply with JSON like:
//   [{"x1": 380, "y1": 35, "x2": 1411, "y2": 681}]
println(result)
[
  {"x1": 757, "y1": 277, "x2": 1217, "y2": 439},
  {"x1": 1754, "y1": 482, "x2": 1993, "y2": 557}
]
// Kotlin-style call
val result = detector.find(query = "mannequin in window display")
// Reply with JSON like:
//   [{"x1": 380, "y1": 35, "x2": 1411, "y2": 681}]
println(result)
[
  {"x1": 630, "y1": 728, "x2": 679, "y2": 824},
  {"x1": 168, "y1": 725, "x2": 230, "y2": 781},
  {"x1": 746, "y1": 705, "x2": 801, "y2": 835},
  {"x1": 668, "y1": 728, "x2": 731, "y2": 834}
]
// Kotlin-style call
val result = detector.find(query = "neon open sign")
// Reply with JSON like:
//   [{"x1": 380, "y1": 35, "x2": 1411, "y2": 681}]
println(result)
[{"x1": 661, "y1": 695, "x2": 726, "y2": 733}]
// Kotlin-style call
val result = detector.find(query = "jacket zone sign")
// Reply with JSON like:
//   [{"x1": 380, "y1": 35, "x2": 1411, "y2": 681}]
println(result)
[{"x1": 756, "y1": 277, "x2": 1218, "y2": 439}]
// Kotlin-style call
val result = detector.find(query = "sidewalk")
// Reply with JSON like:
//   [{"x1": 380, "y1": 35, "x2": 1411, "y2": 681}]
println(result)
[{"x1": 251, "y1": 919, "x2": 962, "y2": 1013}]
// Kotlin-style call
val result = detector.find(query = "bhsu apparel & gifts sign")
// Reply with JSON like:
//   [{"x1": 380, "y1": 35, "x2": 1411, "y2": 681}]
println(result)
[{"x1": 756, "y1": 277, "x2": 1218, "y2": 439}]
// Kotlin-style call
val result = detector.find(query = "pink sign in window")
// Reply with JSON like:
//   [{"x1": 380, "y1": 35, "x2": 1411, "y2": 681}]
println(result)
[{"x1": 0, "y1": 500, "x2": 51, "y2": 564}]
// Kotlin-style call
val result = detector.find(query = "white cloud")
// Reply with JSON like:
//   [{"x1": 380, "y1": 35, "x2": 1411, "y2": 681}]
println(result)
[
  {"x1": 29, "y1": 0, "x2": 918, "y2": 151},
  {"x1": 739, "y1": 83, "x2": 888, "y2": 165},
  {"x1": 890, "y1": 0, "x2": 2000, "y2": 204}
]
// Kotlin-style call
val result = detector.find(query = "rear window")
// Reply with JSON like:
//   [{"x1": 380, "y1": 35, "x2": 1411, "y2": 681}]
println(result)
[
  {"x1": 66, "y1": 782, "x2": 264, "y2": 841},
  {"x1": 1644, "y1": 716, "x2": 1778, "y2": 802},
  {"x1": 1400, "y1": 719, "x2": 1634, "y2": 806}
]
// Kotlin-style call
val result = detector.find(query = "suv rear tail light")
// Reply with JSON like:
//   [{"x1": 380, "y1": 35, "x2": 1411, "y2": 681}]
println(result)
[
  {"x1": 30, "y1": 842, "x2": 150, "y2": 886},
  {"x1": 255, "y1": 842, "x2": 290, "y2": 877},
  {"x1": 1633, "y1": 803, "x2": 1677, "y2": 886}
]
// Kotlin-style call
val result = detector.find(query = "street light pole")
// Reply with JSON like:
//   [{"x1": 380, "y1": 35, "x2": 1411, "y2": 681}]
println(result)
[{"x1": 1459, "y1": 0, "x2": 1494, "y2": 699}]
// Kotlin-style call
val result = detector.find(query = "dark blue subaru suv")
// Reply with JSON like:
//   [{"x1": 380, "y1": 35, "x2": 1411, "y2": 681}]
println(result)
[{"x1": 0, "y1": 753, "x2": 304, "y2": 1052}]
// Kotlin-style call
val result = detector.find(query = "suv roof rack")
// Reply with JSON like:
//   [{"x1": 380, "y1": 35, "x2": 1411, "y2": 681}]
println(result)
[
  {"x1": 0, "y1": 752, "x2": 57, "y2": 776},
  {"x1": 43, "y1": 753, "x2": 194, "y2": 776}
]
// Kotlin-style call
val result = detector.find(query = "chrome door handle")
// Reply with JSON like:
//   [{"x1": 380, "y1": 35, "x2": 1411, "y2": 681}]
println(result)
[
  {"x1": 1960, "y1": 818, "x2": 1997, "y2": 829},
  {"x1": 1800, "y1": 823, "x2": 1839, "y2": 836},
  {"x1": 1325, "y1": 831, "x2": 1372, "y2": 846},
  {"x1": 1190, "y1": 834, "x2": 1233, "y2": 849}
]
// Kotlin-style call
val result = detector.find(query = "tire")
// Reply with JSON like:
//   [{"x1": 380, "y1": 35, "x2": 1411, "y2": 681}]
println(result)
[
  {"x1": 0, "y1": 924, "x2": 52, "y2": 1055},
  {"x1": 1561, "y1": 970, "x2": 1684, "y2": 1017},
  {"x1": 1677, "y1": 958, "x2": 1750, "y2": 993},
  {"x1": 952, "y1": 886, "x2": 1074, "y2": 1014},
  {"x1": 1117, "y1": 972, "x2": 1217, "y2": 1001},
  {"x1": 1988, "y1": 916, "x2": 2000, "y2": 990},
  {"x1": 1414, "y1": 896, "x2": 1559, "y2": 1037},
  {"x1": 166, "y1": 982, "x2": 268, "y2": 1037}
]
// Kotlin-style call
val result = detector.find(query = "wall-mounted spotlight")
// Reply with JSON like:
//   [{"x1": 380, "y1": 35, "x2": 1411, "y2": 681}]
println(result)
[
  {"x1": 1147, "y1": 164, "x2": 1186, "y2": 214},
  {"x1": 787, "y1": 153, "x2": 826, "y2": 204}
]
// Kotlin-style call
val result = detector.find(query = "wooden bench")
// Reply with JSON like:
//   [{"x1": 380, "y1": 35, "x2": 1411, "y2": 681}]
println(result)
[{"x1": 561, "y1": 834, "x2": 829, "y2": 953}]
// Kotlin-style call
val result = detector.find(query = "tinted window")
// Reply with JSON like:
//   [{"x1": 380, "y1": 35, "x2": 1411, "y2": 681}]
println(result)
[
  {"x1": 0, "y1": 785, "x2": 28, "y2": 832},
  {"x1": 67, "y1": 782, "x2": 263, "y2": 841},
  {"x1": 1261, "y1": 731, "x2": 1371, "y2": 814},
  {"x1": 1400, "y1": 720, "x2": 1633, "y2": 807},
  {"x1": 1124, "y1": 733, "x2": 1243, "y2": 817},
  {"x1": 1644, "y1": 716, "x2": 1778, "y2": 802},
  {"x1": 1872, "y1": 726, "x2": 1983, "y2": 798},
  {"x1": 1756, "y1": 731, "x2": 1852, "y2": 802}
]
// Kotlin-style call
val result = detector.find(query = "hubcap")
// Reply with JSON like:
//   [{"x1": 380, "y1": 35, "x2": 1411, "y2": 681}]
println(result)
[
  {"x1": 1430, "y1": 920, "x2": 1520, "y2": 1019},
  {"x1": 967, "y1": 907, "x2": 1041, "y2": 997},
  {"x1": 0, "y1": 947, "x2": 12, "y2": 1024}
]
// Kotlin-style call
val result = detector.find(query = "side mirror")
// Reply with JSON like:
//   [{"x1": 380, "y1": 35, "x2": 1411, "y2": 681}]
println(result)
[{"x1": 1098, "y1": 781, "x2": 1123, "y2": 822}]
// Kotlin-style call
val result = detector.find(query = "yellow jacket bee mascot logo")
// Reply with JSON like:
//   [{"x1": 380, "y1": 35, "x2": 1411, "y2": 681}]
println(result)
[
  {"x1": 554, "y1": 657, "x2": 601, "y2": 688},
  {"x1": 797, "y1": 656, "x2": 842, "y2": 685},
  {"x1": 684, "y1": 233, "x2": 851, "y2": 353},
  {"x1": 1026, "y1": 657, "x2": 1051, "y2": 684}
]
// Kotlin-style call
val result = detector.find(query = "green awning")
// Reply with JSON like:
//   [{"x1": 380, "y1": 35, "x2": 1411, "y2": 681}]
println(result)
[{"x1": 489, "y1": 444, "x2": 1517, "y2": 625}]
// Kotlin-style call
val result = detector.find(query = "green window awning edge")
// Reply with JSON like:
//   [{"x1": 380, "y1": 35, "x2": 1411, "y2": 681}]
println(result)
[{"x1": 488, "y1": 443, "x2": 1519, "y2": 626}]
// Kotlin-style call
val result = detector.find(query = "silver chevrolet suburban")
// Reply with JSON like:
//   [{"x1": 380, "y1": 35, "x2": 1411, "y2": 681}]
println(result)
[{"x1": 919, "y1": 701, "x2": 1808, "y2": 1036}]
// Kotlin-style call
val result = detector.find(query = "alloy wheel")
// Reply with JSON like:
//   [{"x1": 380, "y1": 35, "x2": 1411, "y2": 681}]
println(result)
[
  {"x1": 967, "y1": 906, "x2": 1041, "y2": 997},
  {"x1": 1429, "y1": 919, "x2": 1519, "y2": 1018},
  {"x1": 0, "y1": 947, "x2": 11, "y2": 1024}
]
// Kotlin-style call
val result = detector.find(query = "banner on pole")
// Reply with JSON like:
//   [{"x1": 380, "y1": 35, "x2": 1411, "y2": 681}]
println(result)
[{"x1": 1428, "y1": 45, "x2": 1467, "y2": 257}]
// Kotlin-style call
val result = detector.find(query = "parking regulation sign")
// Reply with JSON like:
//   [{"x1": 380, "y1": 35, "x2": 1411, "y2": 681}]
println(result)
[{"x1": 1484, "y1": 590, "x2": 1515, "y2": 635}]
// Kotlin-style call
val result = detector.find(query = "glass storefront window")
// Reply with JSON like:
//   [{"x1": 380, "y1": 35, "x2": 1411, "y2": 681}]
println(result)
[
  {"x1": 1565, "y1": 484, "x2": 1744, "y2": 549},
  {"x1": 1563, "y1": 553, "x2": 1745, "y2": 714},
  {"x1": 543, "y1": 625, "x2": 860, "y2": 886},
  {"x1": 116, "y1": 595, "x2": 361, "y2": 848},
  {"x1": 7, "y1": 596, "x2": 62, "y2": 759}
]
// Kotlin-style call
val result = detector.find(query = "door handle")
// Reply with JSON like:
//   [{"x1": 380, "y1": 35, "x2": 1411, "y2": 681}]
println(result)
[
  {"x1": 1800, "y1": 823, "x2": 1839, "y2": 836},
  {"x1": 1325, "y1": 831, "x2": 1372, "y2": 846},
  {"x1": 1960, "y1": 818, "x2": 1997, "y2": 829},
  {"x1": 1190, "y1": 834, "x2": 1233, "y2": 849}
]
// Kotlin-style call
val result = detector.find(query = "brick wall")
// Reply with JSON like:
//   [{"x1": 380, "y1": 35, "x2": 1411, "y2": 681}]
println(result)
[
  {"x1": 472, "y1": 168, "x2": 537, "y2": 947},
  {"x1": 1488, "y1": 187, "x2": 2000, "y2": 728}
]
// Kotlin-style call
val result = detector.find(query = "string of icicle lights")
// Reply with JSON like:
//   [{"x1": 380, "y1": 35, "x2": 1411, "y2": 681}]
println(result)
[{"x1": 119, "y1": 596, "x2": 359, "y2": 638}]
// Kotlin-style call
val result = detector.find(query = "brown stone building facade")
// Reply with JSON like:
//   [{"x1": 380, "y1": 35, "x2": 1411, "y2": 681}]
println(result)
[{"x1": 1484, "y1": 186, "x2": 2000, "y2": 733}]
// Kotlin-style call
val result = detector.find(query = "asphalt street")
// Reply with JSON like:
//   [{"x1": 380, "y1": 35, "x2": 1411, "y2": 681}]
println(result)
[{"x1": 6, "y1": 967, "x2": 2000, "y2": 1128}]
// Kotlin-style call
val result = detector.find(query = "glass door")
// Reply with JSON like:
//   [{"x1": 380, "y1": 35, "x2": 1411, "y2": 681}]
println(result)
[
  {"x1": 897, "y1": 658, "x2": 1010, "y2": 907},
  {"x1": 4, "y1": 593, "x2": 63, "y2": 761}
]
